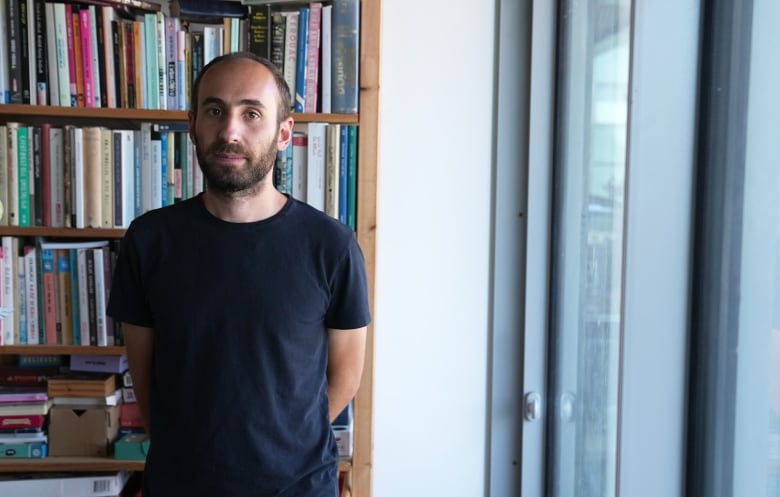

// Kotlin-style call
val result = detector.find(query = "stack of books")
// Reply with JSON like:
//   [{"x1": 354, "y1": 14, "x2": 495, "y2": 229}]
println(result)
[{"x1": 0, "y1": 386, "x2": 51, "y2": 458}]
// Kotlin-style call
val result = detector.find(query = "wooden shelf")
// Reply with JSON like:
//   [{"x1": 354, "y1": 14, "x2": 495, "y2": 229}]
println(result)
[
  {"x1": 0, "y1": 346, "x2": 126, "y2": 355},
  {"x1": 0, "y1": 457, "x2": 144, "y2": 472},
  {"x1": 0, "y1": 457, "x2": 349, "y2": 473},
  {"x1": 0, "y1": 227, "x2": 125, "y2": 239},
  {"x1": 0, "y1": 104, "x2": 359, "y2": 125}
]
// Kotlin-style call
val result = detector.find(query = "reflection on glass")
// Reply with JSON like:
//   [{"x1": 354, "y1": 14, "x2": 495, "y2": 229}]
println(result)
[{"x1": 548, "y1": 1, "x2": 632, "y2": 497}]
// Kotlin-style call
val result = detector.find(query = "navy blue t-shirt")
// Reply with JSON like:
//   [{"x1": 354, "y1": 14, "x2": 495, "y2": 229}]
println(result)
[{"x1": 107, "y1": 195, "x2": 371, "y2": 497}]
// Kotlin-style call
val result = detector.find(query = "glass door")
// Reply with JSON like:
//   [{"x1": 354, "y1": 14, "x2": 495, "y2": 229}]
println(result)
[{"x1": 547, "y1": 1, "x2": 633, "y2": 496}]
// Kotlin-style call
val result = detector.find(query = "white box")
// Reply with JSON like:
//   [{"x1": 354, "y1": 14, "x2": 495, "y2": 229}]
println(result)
[
  {"x1": 333, "y1": 425, "x2": 353, "y2": 457},
  {"x1": 70, "y1": 354, "x2": 128, "y2": 374},
  {"x1": 0, "y1": 471, "x2": 130, "y2": 496}
]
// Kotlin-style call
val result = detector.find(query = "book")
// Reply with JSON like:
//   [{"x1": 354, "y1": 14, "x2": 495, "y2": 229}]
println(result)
[
  {"x1": 47, "y1": 373, "x2": 116, "y2": 398},
  {"x1": 346, "y1": 125, "x2": 358, "y2": 230},
  {"x1": 294, "y1": 6, "x2": 308, "y2": 113},
  {"x1": 0, "y1": 387, "x2": 47, "y2": 404},
  {"x1": 82, "y1": 126, "x2": 103, "y2": 228},
  {"x1": 280, "y1": 11, "x2": 296, "y2": 101},
  {"x1": 303, "y1": 2, "x2": 321, "y2": 113},
  {"x1": 0, "y1": 400, "x2": 51, "y2": 416},
  {"x1": 52, "y1": 388, "x2": 122, "y2": 407},
  {"x1": 320, "y1": 4, "x2": 332, "y2": 113},
  {"x1": 324, "y1": 123, "x2": 340, "y2": 218},
  {"x1": 0, "y1": 441, "x2": 47, "y2": 458},
  {"x1": 247, "y1": 4, "x2": 270, "y2": 59},
  {"x1": 291, "y1": 132, "x2": 308, "y2": 201},
  {"x1": 0, "y1": 414, "x2": 45, "y2": 430},
  {"x1": 306, "y1": 122, "x2": 327, "y2": 211},
  {"x1": 170, "y1": 0, "x2": 248, "y2": 21},
  {"x1": 331, "y1": 0, "x2": 359, "y2": 113}
]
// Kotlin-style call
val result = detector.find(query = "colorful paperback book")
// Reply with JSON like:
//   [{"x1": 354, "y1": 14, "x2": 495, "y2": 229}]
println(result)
[
  {"x1": 0, "y1": 414, "x2": 45, "y2": 430},
  {"x1": 0, "y1": 400, "x2": 51, "y2": 416},
  {"x1": 0, "y1": 387, "x2": 48, "y2": 404},
  {"x1": 0, "y1": 430, "x2": 46, "y2": 443},
  {"x1": 0, "y1": 441, "x2": 47, "y2": 458}
]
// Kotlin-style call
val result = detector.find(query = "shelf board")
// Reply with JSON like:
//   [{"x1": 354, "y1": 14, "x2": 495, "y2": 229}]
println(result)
[
  {"x1": 0, "y1": 346, "x2": 126, "y2": 355},
  {"x1": 0, "y1": 226, "x2": 125, "y2": 239},
  {"x1": 0, "y1": 456, "x2": 144, "y2": 472},
  {"x1": 0, "y1": 457, "x2": 350, "y2": 473},
  {"x1": 0, "y1": 105, "x2": 359, "y2": 125}
]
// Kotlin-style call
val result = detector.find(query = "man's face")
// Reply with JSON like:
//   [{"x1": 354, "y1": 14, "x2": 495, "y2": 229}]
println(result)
[{"x1": 189, "y1": 59, "x2": 290, "y2": 194}]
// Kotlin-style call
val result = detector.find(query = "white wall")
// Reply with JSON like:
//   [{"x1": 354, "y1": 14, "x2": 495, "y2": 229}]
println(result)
[{"x1": 372, "y1": 1, "x2": 497, "y2": 495}]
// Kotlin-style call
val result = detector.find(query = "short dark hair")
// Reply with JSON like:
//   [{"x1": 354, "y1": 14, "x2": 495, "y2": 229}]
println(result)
[{"x1": 190, "y1": 52, "x2": 292, "y2": 124}]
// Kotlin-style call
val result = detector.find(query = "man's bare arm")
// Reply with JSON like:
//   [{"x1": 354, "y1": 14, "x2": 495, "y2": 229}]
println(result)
[
  {"x1": 327, "y1": 327, "x2": 367, "y2": 422},
  {"x1": 122, "y1": 323, "x2": 154, "y2": 437}
]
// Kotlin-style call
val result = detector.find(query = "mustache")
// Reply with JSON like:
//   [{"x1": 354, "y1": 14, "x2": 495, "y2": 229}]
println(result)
[{"x1": 208, "y1": 143, "x2": 248, "y2": 155}]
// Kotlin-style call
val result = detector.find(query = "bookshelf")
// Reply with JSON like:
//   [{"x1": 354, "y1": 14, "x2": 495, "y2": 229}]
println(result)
[{"x1": 0, "y1": 0, "x2": 380, "y2": 495}]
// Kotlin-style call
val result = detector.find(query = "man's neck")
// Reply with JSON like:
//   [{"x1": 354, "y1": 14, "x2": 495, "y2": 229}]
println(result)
[{"x1": 201, "y1": 186, "x2": 288, "y2": 223}]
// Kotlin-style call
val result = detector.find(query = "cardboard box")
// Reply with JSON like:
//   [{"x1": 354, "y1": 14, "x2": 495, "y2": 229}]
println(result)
[
  {"x1": 0, "y1": 471, "x2": 130, "y2": 497},
  {"x1": 114, "y1": 433, "x2": 150, "y2": 460},
  {"x1": 48, "y1": 406, "x2": 120, "y2": 457},
  {"x1": 70, "y1": 355, "x2": 129, "y2": 374}
]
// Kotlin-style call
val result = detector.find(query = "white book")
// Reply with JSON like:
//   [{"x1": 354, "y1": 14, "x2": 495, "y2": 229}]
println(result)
[
  {"x1": 203, "y1": 26, "x2": 220, "y2": 66},
  {"x1": 150, "y1": 132, "x2": 162, "y2": 210},
  {"x1": 321, "y1": 5, "x2": 332, "y2": 113},
  {"x1": 140, "y1": 123, "x2": 152, "y2": 213},
  {"x1": 53, "y1": 3, "x2": 71, "y2": 107},
  {"x1": 49, "y1": 127, "x2": 65, "y2": 227},
  {"x1": 100, "y1": 128, "x2": 114, "y2": 228},
  {"x1": 53, "y1": 388, "x2": 122, "y2": 407},
  {"x1": 0, "y1": 238, "x2": 14, "y2": 345},
  {"x1": 25, "y1": 0, "x2": 37, "y2": 105},
  {"x1": 283, "y1": 12, "x2": 299, "y2": 103},
  {"x1": 292, "y1": 131, "x2": 308, "y2": 200},
  {"x1": 91, "y1": 248, "x2": 107, "y2": 347},
  {"x1": 72, "y1": 127, "x2": 85, "y2": 228},
  {"x1": 23, "y1": 246, "x2": 38, "y2": 345},
  {"x1": 306, "y1": 122, "x2": 327, "y2": 210},
  {"x1": 101, "y1": 7, "x2": 116, "y2": 108},
  {"x1": 44, "y1": 2, "x2": 59, "y2": 106},
  {"x1": 0, "y1": 0, "x2": 8, "y2": 103},
  {"x1": 0, "y1": 125, "x2": 7, "y2": 225},
  {"x1": 0, "y1": 470, "x2": 130, "y2": 497},
  {"x1": 116, "y1": 130, "x2": 135, "y2": 228},
  {"x1": 156, "y1": 12, "x2": 167, "y2": 111}
]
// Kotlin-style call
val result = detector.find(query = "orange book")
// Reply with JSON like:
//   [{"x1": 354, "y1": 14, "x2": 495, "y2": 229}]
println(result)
[
  {"x1": 41, "y1": 249, "x2": 58, "y2": 344},
  {"x1": 133, "y1": 20, "x2": 144, "y2": 109},
  {"x1": 71, "y1": 6, "x2": 85, "y2": 107}
]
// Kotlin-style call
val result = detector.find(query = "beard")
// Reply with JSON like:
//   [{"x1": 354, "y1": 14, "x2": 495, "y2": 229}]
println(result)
[{"x1": 195, "y1": 131, "x2": 280, "y2": 195}]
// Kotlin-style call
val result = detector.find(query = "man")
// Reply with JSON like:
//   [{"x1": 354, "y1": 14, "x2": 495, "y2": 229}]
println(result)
[{"x1": 107, "y1": 52, "x2": 370, "y2": 497}]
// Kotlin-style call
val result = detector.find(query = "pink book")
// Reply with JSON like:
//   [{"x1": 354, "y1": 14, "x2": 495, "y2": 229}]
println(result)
[
  {"x1": 79, "y1": 9, "x2": 95, "y2": 108},
  {"x1": 304, "y1": 2, "x2": 322, "y2": 113},
  {"x1": 0, "y1": 387, "x2": 48, "y2": 404},
  {"x1": 0, "y1": 414, "x2": 45, "y2": 430}
]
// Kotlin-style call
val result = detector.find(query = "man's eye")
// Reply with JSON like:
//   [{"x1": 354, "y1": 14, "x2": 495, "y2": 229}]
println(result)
[
  {"x1": 246, "y1": 111, "x2": 260, "y2": 120},
  {"x1": 205, "y1": 108, "x2": 222, "y2": 117}
]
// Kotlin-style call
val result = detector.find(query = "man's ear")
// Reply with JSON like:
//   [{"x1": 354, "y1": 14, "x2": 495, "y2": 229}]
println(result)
[{"x1": 277, "y1": 117, "x2": 295, "y2": 151}]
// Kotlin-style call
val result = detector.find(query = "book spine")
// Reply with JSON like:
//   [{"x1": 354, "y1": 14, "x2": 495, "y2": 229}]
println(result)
[
  {"x1": 0, "y1": 0, "x2": 8, "y2": 103},
  {"x1": 40, "y1": 248, "x2": 57, "y2": 344},
  {"x1": 79, "y1": 8, "x2": 94, "y2": 108},
  {"x1": 292, "y1": 132, "x2": 308, "y2": 201},
  {"x1": 248, "y1": 5, "x2": 271, "y2": 59},
  {"x1": 23, "y1": 245, "x2": 38, "y2": 345},
  {"x1": 306, "y1": 122, "x2": 326, "y2": 211},
  {"x1": 142, "y1": 13, "x2": 158, "y2": 110},
  {"x1": 101, "y1": 7, "x2": 116, "y2": 108},
  {"x1": 17, "y1": 0, "x2": 30, "y2": 104},
  {"x1": 324, "y1": 123, "x2": 340, "y2": 218},
  {"x1": 52, "y1": 3, "x2": 71, "y2": 107},
  {"x1": 347, "y1": 125, "x2": 358, "y2": 231},
  {"x1": 44, "y1": 2, "x2": 59, "y2": 106},
  {"x1": 71, "y1": 5, "x2": 85, "y2": 107},
  {"x1": 82, "y1": 126, "x2": 102, "y2": 228},
  {"x1": 1, "y1": 237, "x2": 15, "y2": 345},
  {"x1": 6, "y1": 123, "x2": 19, "y2": 226},
  {"x1": 49, "y1": 127, "x2": 65, "y2": 228},
  {"x1": 69, "y1": 249, "x2": 80, "y2": 345},
  {"x1": 176, "y1": 29, "x2": 186, "y2": 111},
  {"x1": 321, "y1": 4, "x2": 332, "y2": 113},
  {"x1": 89, "y1": 6, "x2": 102, "y2": 107},
  {"x1": 281, "y1": 12, "x2": 297, "y2": 103},
  {"x1": 56, "y1": 249, "x2": 72, "y2": 345},
  {"x1": 331, "y1": 0, "x2": 359, "y2": 114},
  {"x1": 100, "y1": 128, "x2": 114, "y2": 228},
  {"x1": 32, "y1": 0, "x2": 47, "y2": 105},
  {"x1": 84, "y1": 248, "x2": 96, "y2": 346},
  {"x1": 91, "y1": 247, "x2": 106, "y2": 346},
  {"x1": 0, "y1": 126, "x2": 7, "y2": 226},
  {"x1": 31, "y1": 125, "x2": 42, "y2": 226},
  {"x1": 338, "y1": 123, "x2": 348, "y2": 224},
  {"x1": 304, "y1": 2, "x2": 321, "y2": 113},
  {"x1": 113, "y1": 130, "x2": 123, "y2": 227},
  {"x1": 6, "y1": 0, "x2": 23, "y2": 103},
  {"x1": 40, "y1": 123, "x2": 52, "y2": 227},
  {"x1": 165, "y1": 16, "x2": 178, "y2": 111},
  {"x1": 17, "y1": 126, "x2": 30, "y2": 227},
  {"x1": 294, "y1": 7, "x2": 308, "y2": 113}
]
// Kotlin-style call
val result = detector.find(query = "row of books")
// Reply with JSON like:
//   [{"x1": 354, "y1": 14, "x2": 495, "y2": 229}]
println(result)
[
  {"x1": 0, "y1": 237, "x2": 121, "y2": 346},
  {"x1": 0, "y1": 120, "x2": 358, "y2": 230},
  {"x1": 278, "y1": 123, "x2": 359, "y2": 230},
  {"x1": 0, "y1": 0, "x2": 359, "y2": 113},
  {"x1": 0, "y1": 122, "x2": 203, "y2": 229}
]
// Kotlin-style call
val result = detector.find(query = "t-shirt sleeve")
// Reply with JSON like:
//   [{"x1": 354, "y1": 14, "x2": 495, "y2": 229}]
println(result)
[
  {"x1": 324, "y1": 236, "x2": 371, "y2": 330},
  {"x1": 107, "y1": 225, "x2": 154, "y2": 327}
]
